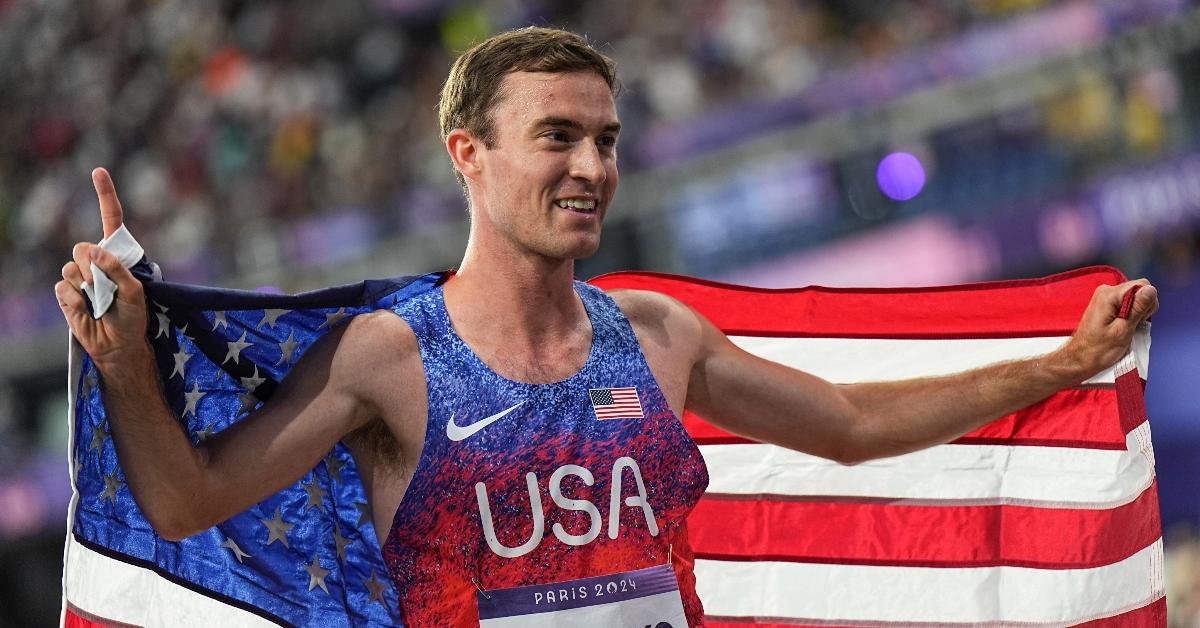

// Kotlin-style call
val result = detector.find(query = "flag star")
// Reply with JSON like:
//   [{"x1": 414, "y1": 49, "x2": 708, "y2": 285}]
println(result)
[
  {"x1": 73, "y1": 457, "x2": 82, "y2": 477},
  {"x1": 305, "y1": 556, "x2": 330, "y2": 594},
  {"x1": 332, "y1": 525, "x2": 351, "y2": 563},
  {"x1": 355, "y1": 501, "x2": 371, "y2": 528},
  {"x1": 221, "y1": 537, "x2": 252, "y2": 564},
  {"x1": 155, "y1": 302, "x2": 169, "y2": 313},
  {"x1": 276, "y1": 331, "x2": 299, "y2": 366},
  {"x1": 179, "y1": 323, "x2": 190, "y2": 340},
  {"x1": 364, "y1": 570, "x2": 390, "y2": 609},
  {"x1": 182, "y1": 381, "x2": 206, "y2": 417},
  {"x1": 259, "y1": 309, "x2": 289, "y2": 329},
  {"x1": 237, "y1": 392, "x2": 260, "y2": 417},
  {"x1": 302, "y1": 479, "x2": 327, "y2": 513},
  {"x1": 82, "y1": 371, "x2": 99, "y2": 397},
  {"x1": 224, "y1": 331, "x2": 252, "y2": 365},
  {"x1": 319, "y1": 307, "x2": 348, "y2": 329},
  {"x1": 325, "y1": 454, "x2": 345, "y2": 484},
  {"x1": 195, "y1": 422, "x2": 216, "y2": 442},
  {"x1": 212, "y1": 310, "x2": 228, "y2": 330},
  {"x1": 89, "y1": 423, "x2": 109, "y2": 452},
  {"x1": 240, "y1": 366, "x2": 265, "y2": 392},
  {"x1": 154, "y1": 312, "x2": 171, "y2": 339},
  {"x1": 100, "y1": 470, "x2": 123, "y2": 503},
  {"x1": 260, "y1": 506, "x2": 294, "y2": 548},
  {"x1": 171, "y1": 347, "x2": 193, "y2": 380}
]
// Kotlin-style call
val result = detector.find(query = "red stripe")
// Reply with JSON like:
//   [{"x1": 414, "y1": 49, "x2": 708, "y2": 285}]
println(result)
[
  {"x1": 687, "y1": 480, "x2": 1159, "y2": 569},
  {"x1": 64, "y1": 607, "x2": 141, "y2": 628},
  {"x1": 1115, "y1": 370, "x2": 1148, "y2": 436},
  {"x1": 684, "y1": 387, "x2": 1129, "y2": 449},
  {"x1": 702, "y1": 597, "x2": 1165, "y2": 627},
  {"x1": 589, "y1": 266, "x2": 1125, "y2": 338}
]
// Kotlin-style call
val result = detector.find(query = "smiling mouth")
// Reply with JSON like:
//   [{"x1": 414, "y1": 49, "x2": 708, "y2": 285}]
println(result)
[{"x1": 555, "y1": 198, "x2": 598, "y2": 214}]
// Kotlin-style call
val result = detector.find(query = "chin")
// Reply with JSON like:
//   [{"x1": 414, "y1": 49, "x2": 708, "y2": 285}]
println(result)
[{"x1": 545, "y1": 236, "x2": 601, "y2": 261}]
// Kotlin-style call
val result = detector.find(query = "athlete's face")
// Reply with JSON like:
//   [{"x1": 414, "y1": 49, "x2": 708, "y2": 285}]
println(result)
[{"x1": 470, "y1": 71, "x2": 620, "y2": 261}]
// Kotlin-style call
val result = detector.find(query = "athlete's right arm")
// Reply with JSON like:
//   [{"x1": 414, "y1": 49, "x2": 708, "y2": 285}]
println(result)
[{"x1": 54, "y1": 169, "x2": 383, "y2": 540}]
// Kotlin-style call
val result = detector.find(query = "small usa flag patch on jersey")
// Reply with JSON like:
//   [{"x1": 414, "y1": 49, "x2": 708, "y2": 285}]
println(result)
[{"x1": 588, "y1": 387, "x2": 645, "y2": 420}]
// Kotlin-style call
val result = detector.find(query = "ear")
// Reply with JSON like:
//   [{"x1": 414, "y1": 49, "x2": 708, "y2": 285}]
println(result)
[{"x1": 447, "y1": 129, "x2": 482, "y2": 182}]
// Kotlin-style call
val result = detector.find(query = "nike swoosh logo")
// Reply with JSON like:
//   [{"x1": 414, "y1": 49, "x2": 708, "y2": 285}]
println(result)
[{"x1": 446, "y1": 402, "x2": 526, "y2": 442}]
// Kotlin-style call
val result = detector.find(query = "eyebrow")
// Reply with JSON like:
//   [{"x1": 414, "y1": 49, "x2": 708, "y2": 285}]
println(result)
[{"x1": 532, "y1": 116, "x2": 622, "y2": 135}]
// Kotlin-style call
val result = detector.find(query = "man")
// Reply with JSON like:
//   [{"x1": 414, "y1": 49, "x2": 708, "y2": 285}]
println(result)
[{"x1": 55, "y1": 27, "x2": 1157, "y2": 627}]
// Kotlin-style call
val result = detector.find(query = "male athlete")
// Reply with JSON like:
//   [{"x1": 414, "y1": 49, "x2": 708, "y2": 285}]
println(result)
[{"x1": 56, "y1": 27, "x2": 1158, "y2": 627}]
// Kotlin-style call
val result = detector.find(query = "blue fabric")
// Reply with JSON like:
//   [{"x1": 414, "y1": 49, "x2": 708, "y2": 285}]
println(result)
[{"x1": 72, "y1": 259, "x2": 440, "y2": 626}]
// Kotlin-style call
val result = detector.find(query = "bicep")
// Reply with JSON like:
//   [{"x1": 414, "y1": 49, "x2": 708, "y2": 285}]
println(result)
[
  {"x1": 684, "y1": 310, "x2": 863, "y2": 462},
  {"x1": 193, "y1": 318, "x2": 392, "y2": 524}
]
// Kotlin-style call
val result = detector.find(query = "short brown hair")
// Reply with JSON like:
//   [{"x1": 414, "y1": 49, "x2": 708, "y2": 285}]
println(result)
[{"x1": 438, "y1": 26, "x2": 618, "y2": 151}]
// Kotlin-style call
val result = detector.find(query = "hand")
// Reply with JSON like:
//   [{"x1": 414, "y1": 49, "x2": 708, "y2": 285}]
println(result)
[
  {"x1": 1058, "y1": 278, "x2": 1158, "y2": 379},
  {"x1": 55, "y1": 168, "x2": 151, "y2": 371}
]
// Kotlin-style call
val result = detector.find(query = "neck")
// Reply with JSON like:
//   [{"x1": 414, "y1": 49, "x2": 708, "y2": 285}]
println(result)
[{"x1": 446, "y1": 235, "x2": 585, "y2": 346}]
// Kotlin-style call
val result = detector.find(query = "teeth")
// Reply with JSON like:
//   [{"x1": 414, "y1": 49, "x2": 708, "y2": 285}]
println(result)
[{"x1": 556, "y1": 199, "x2": 596, "y2": 211}]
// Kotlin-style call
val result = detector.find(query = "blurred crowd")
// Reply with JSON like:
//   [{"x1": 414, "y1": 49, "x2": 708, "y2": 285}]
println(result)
[
  {"x1": 5, "y1": 1, "x2": 1200, "y2": 624},
  {"x1": 0, "y1": 0, "x2": 1070, "y2": 337}
]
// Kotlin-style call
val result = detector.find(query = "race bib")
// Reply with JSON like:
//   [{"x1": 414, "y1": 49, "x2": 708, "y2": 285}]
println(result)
[{"x1": 477, "y1": 564, "x2": 688, "y2": 627}]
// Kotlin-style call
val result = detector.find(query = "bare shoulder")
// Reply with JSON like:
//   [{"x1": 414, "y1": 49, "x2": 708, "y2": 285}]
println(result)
[
  {"x1": 336, "y1": 310, "x2": 427, "y2": 471},
  {"x1": 339, "y1": 309, "x2": 420, "y2": 359},
  {"x1": 334, "y1": 310, "x2": 424, "y2": 390},
  {"x1": 606, "y1": 288, "x2": 704, "y2": 356}
]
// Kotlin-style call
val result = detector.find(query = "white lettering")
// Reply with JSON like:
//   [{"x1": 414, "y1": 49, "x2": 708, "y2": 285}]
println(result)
[
  {"x1": 475, "y1": 457, "x2": 660, "y2": 558},
  {"x1": 549, "y1": 464, "x2": 602, "y2": 546},
  {"x1": 608, "y1": 456, "x2": 659, "y2": 539},
  {"x1": 475, "y1": 472, "x2": 544, "y2": 558}
]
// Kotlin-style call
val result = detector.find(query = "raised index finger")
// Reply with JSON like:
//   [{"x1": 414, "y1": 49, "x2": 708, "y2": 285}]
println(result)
[{"x1": 91, "y1": 167, "x2": 124, "y2": 239}]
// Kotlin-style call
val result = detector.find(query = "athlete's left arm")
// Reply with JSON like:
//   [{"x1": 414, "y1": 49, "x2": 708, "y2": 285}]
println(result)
[{"x1": 675, "y1": 280, "x2": 1157, "y2": 465}]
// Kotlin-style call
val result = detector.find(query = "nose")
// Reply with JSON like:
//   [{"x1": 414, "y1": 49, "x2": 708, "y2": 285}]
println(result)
[{"x1": 568, "y1": 141, "x2": 607, "y2": 185}]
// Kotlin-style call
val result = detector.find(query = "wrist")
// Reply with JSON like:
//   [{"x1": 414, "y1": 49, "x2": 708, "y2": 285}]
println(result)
[
  {"x1": 1043, "y1": 344, "x2": 1094, "y2": 387},
  {"x1": 92, "y1": 339, "x2": 158, "y2": 383}
]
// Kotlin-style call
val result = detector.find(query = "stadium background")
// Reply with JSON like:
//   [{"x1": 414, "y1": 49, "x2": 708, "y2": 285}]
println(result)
[{"x1": 1, "y1": 0, "x2": 1198, "y2": 624}]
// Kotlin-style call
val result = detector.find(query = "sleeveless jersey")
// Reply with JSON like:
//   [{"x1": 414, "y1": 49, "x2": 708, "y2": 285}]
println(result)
[{"x1": 381, "y1": 280, "x2": 710, "y2": 627}]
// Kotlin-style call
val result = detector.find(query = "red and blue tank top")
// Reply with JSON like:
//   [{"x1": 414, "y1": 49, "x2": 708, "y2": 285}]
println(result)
[{"x1": 382, "y1": 280, "x2": 709, "y2": 627}]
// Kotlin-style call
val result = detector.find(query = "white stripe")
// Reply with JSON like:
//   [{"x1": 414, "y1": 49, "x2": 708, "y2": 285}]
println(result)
[
  {"x1": 63, "y1": 537, "x2": 274, "y2": 627},
  {"x1": 730, "y1": 329, "x2": 1151, "y2": 384},
  {"x1": 61, "y1": 335, "x2": 83, "y2": 627},
  {"x1": 700, "y1": 420, "x2": 1154, "y2": 508},
  {"x1": 696, "y1": 538, "x2": 1165, "y2": 625}
]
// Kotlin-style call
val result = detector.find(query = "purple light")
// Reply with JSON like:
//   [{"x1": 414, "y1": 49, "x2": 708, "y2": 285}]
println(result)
[{"x1": 876, "y1": 152, "x2": 926, "y2": 201}]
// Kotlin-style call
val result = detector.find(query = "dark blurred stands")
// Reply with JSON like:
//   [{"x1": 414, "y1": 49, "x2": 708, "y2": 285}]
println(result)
[{"x1": 3, "y1": 1, "x2": 1200, "y2": 624}]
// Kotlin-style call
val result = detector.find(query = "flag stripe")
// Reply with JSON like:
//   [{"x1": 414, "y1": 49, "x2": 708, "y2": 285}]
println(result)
[
  {"x1": 701, "y1": 595, "x2": 1167, "y2": 628},
  {"x1": 727, "y1": 335, "x2": 1148, "y2": 384},
  {"x1": 64, "y1": 604, "x2": 141, "y2": 628},
  {"x1": 64, "y1": 536, "x2": 279, "y2": 627},
  {"x1": 699, "y1": 421, "x2": 1153, "y2": 507},
  {"x1": 687, "y1": 478, "x2": 1158, "y2": 569},
  {"x1": 684, "y1": 387, "x2": 1129, "y2": 449},
  {"x1": 694, "y1": 539, "x2": 1163, "y2": 624},
  {"x1": 588, "y1": 266, "x2": 1126, "y2": 338}
]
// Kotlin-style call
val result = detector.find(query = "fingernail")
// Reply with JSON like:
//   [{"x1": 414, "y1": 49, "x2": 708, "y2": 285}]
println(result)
[{"x1": 89, "y1": 247, "x2": 100, "y2": 261}]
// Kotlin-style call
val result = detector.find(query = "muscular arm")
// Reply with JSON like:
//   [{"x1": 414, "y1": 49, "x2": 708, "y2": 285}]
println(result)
[
  {"x1": 95, "y1": 320, "x2": 379, "y2": 540},
  {"x1": 56, "y1": 169, "x2": 422, "y2": 540},
  {"x1": 618, "y1": 280, "x2": 1157, "y2": 466}
]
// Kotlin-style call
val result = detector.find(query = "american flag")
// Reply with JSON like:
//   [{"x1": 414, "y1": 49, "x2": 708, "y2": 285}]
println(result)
[
  {"x1": 62, "y1": 264, "x2": 429, "y2": 627},
  {"x1": 63, "y1": 261, "x2": 1162, "y2": 627},
  {"x1": 590, "y1": 267, "x2": 1164, "y2": 627},
  {"x1": 588, "y1": 387, "x2": 645, "y2": 420}
]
